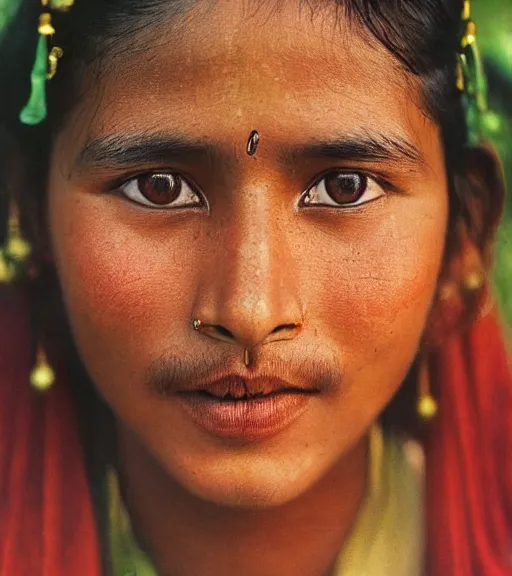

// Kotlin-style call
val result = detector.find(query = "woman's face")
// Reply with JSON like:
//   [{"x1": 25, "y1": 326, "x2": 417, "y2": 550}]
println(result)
[{"x1": 48, "y1": 2, "x2": 448, "y2": 507}]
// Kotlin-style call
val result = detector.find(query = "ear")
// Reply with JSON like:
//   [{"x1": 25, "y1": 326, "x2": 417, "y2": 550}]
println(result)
[{"x1": 424, "y1": 142, "x2": 506, "y2": 346}]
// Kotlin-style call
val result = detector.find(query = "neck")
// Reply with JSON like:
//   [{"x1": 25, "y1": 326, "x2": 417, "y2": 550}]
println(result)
[{"x1": 116, "y1": 425, "x2": 367, "y2": 576}]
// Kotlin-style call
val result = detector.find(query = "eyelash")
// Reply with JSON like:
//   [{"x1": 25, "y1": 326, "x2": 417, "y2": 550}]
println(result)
[
  {"x1": 116, "y1": 173, "x2": 205, "y2": 210},
  {"x1": 112, "y1": 169, "x2": 395, "y2": 210}
]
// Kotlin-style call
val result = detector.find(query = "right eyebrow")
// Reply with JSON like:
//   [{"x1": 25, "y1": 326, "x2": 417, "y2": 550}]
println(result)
[{"x1": 75, "y1": 132, "x2": 217, "y2": 170}]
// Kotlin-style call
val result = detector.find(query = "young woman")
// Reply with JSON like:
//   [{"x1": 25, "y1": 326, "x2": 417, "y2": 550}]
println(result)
[{"x1": 1, "y1": 0, "x2": 511, "y2": 574}]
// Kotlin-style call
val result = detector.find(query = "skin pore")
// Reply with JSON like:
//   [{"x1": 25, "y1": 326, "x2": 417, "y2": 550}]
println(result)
[{"x1": 46, "y1": 2, "x2": 450, "y2": 575}]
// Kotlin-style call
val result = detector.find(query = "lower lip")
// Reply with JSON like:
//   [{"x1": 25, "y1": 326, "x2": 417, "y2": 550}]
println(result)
[{"x1": 176, "y1": 391, "x2": 313, "y2": 441}]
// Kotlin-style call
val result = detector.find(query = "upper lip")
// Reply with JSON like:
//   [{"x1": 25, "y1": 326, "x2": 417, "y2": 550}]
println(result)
[{"x1": 178, "y1": 373, "x2": 318, "y2": 399}]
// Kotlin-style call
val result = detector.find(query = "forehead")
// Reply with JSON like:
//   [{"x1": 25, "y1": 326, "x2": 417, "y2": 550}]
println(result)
[{"x1": 63, "y1": 0, "x2": 436, "y2": 161}]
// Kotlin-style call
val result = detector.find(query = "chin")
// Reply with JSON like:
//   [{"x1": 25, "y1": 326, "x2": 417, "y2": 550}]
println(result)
[
  {"x1": 118, "y1": 386, "x2": 365, "y2": 511},
  {"x1": 142, "y1": 415, "x2": 337, "y2": 510},
  {"x1": 169, "y1": 450, "x2": 324, "y2": 509}
]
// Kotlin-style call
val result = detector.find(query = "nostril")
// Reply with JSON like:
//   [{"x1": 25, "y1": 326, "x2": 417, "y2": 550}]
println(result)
[
  {"x1": 271, "y1": 323, "x2": 300, "y2": 334},
  {"x1": 213, "y1": 325, "x2": 235, "y2": 339},
  {"x1": 193, "y1": 321, "x2": 236, "y2": 343}
]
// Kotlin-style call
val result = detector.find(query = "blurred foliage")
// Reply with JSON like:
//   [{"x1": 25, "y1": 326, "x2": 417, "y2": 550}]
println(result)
[{"x1": 473, "y1": 0, "x2": 512, "y2": 327}]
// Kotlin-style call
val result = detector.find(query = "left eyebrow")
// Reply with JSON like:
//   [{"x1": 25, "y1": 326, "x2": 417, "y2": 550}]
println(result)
[
  {"x1": 75, "y1": 132, "x2": 217, "y2": 170},
  {"x1": 282, "y1": 132, "x2": 424, "y2": 166}
]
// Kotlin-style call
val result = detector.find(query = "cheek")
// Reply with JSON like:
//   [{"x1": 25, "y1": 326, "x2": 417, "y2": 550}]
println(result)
[
  {"x1": 304, "y1": 196, "x2": 447, "y2": 413},
  {"x1": 324, "y1": 201, "x2": 445, "y2": 324},
  {"x1": 48, "y1": 193, "x2": 200, "y2": 375}
]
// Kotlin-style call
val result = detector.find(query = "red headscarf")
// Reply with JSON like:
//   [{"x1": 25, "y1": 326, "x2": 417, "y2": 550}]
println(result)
[
  {"x1": 0, "y1": 291, "x2": 101, "y2": 575},
  {"x1": 428, "y1": 306, "x2": 512, "y2": 574}
]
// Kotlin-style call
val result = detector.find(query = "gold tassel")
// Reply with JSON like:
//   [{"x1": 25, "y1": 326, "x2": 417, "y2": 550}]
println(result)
[
  {"x1": 4, "y1": 203, "x2": 31, "y2": 263},
  {"x1": 30, "y1": 346, "x2": 55, "y2": 391},
  {"x1": 417, "y1": 353, "x2": 438, "y2": 420},
  {"x1": 38, "y1": 12, "x2": 55, "y2": 36},
  {"x1": 0, "y1": 249, "x2": 16, "y2": 283}
]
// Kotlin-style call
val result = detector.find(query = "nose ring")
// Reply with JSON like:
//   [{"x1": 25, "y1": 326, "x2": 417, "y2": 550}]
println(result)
[{"x1": 193, "y1": 319, "x2": 252, "y2": 367}]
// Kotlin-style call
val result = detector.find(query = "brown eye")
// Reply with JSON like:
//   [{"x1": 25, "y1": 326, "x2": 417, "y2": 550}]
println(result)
[
  {"x1": 323, "y1": 173, "x2": 366, "y2": 204},
  {"x1": 119, "y1": 172, "x2": 204, "y2": 209},
  {"x1": 302, "y1": 171, "x2": 384, "y2": 208},
  {"x1": 137, "y1": 174, "x2": 181, "y2": 205}
]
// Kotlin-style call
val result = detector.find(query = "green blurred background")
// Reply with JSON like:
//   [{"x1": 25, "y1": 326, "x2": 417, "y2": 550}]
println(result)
[{"x1": 475, "y1": 0, "x2": 512, "y2": 327}]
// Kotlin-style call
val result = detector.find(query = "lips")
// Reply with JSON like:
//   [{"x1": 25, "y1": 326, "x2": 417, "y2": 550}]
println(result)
[
  {"x1": 175, "y1": 375, "x2": 319, "y2": 441},
  {"x1": 181, "y1": 375, "x2": 312, "y2": 400}
]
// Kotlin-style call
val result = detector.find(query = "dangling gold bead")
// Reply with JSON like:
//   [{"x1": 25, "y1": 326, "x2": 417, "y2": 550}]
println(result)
[
  {"x1": 49, "y1": 0, "x2": 75, "y2": 11},
  {"x1": 5, "y1": 235, "x2": 31, "y2": 262},
  {"x1": 0, "y1": 249, "x2": 16, "y2": 283},
  {"x1": 417, "y1": 394, "x2": 438, "y2": 420},
  {"x1": 462, "y1": 20, "x2": 477, "y2": 48},
  {"x1": 38, "y1": 13, "x2": 55, "y2": 36},
  {"x1": 30, "y1": 348, "x2": 55, "y2": 391},
  {"x1": 456, "y1": 58, "x2": 465, "y2": 92},
  {"x1": 462, "y1": 270, "x2": 485, "y2": 292},
  {"x1": 462, "y1": 0, "x2": 471, "y2": 21},
  {"x1": 417, "y1": 351, "x2": 437, "y2": 421},
  {"x1": 5, "y1": 208, "x2": 31, "y2": 262}
]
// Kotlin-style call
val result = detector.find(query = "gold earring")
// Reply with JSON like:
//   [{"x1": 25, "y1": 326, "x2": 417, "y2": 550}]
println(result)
[
  {"x1": 5, "y1": 205, "x2": 31, "y2": 263},
  {"x1": 30, "y1": 345, "x2": 55, "y2": 391},
  {"x1": 462, "y1": 269, "x2": 485, "y2": 292},
  {"x1": 0, "y1": 248, "x2": 16, "y2": 283},
  {"x1": 417, "y1": 352, "x2": 438, "y2": 420},
  {"x1": 0, "y1": 202, "x2": 31, "y2": 284}
]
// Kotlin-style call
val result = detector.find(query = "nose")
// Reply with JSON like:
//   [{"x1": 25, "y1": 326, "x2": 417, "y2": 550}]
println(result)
[
  {"x1": 192, "y1": 318, "x2": 302, "y2": 347},
  {"x1": 191, "y1": 189, "x2": 303, "y2": 350}
]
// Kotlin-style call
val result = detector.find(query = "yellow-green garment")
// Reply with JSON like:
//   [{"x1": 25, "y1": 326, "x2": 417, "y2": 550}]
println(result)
[{"x1": 109, "y1": 427, "x2": 424, "y2": 576}]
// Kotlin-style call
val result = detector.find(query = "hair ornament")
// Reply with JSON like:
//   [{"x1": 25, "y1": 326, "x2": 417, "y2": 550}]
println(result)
[
  {"x1": 30, "y1": 345, "x2": 55, "y2": 391},
  {"x1": 19, "y1": 0, "x2": 74, "y2": 126},
  {"x1": 0, "y1": 201, "x2": 31, "y2": 284},
  {"x1": 457, "y1": 0, "x2": 499, "y2": 145}
]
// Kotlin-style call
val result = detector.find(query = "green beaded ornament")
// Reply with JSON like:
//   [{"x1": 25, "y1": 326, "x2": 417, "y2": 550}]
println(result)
[
  {"x1": 457, "y1": 0, "x2": 496, "y2": 146},
  {"x1": 18, "y1": 1, "x2": 73, "y2": 126},
  {"x1": 19, "y1": 35, "x2": 49, "y2": 125}
]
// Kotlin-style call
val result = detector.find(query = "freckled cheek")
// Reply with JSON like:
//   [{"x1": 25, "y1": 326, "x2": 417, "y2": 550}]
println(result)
[
  {"x1": 314, "y1": 217, "x2": 446, "y2": 351},
  {"x1": 50, "y1": 205, "x2": 199, "y2": 354}
]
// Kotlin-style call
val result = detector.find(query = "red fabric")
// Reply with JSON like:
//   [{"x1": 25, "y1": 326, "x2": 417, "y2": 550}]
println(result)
[
  {"x1": 428, "y1": 308, "x2": 512, "y2": 575},
  {"x1": 0, "y1": 292, "x2": 101, "y2": 576},
  {"x1": 1, "y1": 292, "x2": 511, "y2": 574}
]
